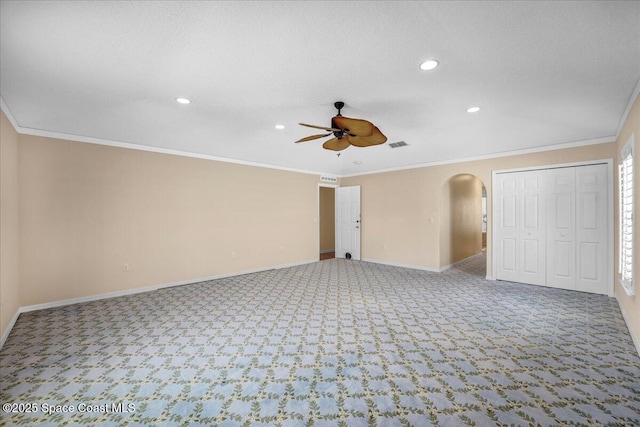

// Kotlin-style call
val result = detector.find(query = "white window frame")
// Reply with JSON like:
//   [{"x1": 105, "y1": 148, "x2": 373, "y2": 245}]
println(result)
[{"x1": 619, "y1": 134, "x2": 635, "y2": 296}]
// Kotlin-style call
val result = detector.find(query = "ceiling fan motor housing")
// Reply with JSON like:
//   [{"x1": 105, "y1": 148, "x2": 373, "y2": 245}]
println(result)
[{"x1": 333, "y1": 102, "x2": 345, "y2": 138}]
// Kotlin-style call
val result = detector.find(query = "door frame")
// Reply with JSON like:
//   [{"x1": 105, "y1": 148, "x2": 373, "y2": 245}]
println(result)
[
  {"x1": 491, "y1": 158, "x2": 614, "y2": 296},
  {"x1": 318, "y1": 183, "x2": 339, "y2": 261}
]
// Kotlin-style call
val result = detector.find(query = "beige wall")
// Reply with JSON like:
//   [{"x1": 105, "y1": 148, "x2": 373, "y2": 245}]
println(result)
[
  {"x1": 1, "y1": 110, "x2": 20, "y2": 341},
  {"x1": 342, "y1": 141, "x2": 615, "y2": 275},
  {"x1": 615, "y1": 91, "x2": 640, "y2": 350},
  {"x1": 3, "y1": 101, "x2": 635, "y2": 351},
  {"x1": 18, "y1": 134, "x2": 320, "y2": 306},
  {"x1": 319, "y1": 187, "x2": 335, "y2": 252},
  {"x1": 441, "y1": 174, "x2": 483, "y2": 267}
]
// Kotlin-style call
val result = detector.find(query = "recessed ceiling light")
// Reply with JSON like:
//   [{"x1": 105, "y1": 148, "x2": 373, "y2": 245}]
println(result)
[
  {"x1": 353, "y1": 161, "x2": 362, "y2": 165},
  {"x1": 175, "y1": 97, "x2": 191, "y2": 105},
  {"x1": 466, "y1": 106, "x2": 480, "y2": 113},
  {"x1": 419, "y1": 59, "x2": 439, "y2": 71},
  {"x1": 275, "y1": 124, "x2": 285, "y2": 130}
]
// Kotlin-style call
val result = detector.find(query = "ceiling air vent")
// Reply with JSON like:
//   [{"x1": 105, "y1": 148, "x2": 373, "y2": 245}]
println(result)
[{"x1": 389, "y1": 141, "x2": 408, "y2": 148}]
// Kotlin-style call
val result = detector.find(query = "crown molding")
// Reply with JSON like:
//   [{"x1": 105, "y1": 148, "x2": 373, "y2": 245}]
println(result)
[
  {"x1": 339, "y1": 135, "x2": 616, "y2": 178},
  {"x1": 616, "y1": 76, "x2": 640, "y2": 141},
  {"x1": 0, "y1": 96, "x2": 619, "y2": 179},
  {"x1": 0, "y1": 97, "x2": 323, "y2": 177},
  {"x1": 0, "y1": 97, "x2": 20, "y2": 131}
]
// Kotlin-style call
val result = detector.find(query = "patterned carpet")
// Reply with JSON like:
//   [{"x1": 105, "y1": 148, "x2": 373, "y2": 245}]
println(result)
[{"x1": 1, "y1": 254, "x2": 639, "y2": 426}]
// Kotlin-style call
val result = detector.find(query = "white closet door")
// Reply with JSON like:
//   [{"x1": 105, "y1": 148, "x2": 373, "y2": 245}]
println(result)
[
  {"x1": 495, "y1": 162, "x2": 610, "y2": 295},
  {"x1": 519, "y1": 171, "x2": 546, "y2": 286},
  {"x1": 495, "y1": 170, "x2": 546, "y2": 286},
  {"x1": 546, "y1": 168, "x2": 576, "y2": 290},
  {"x1": 520, "y1": 172, "x2": 546, "y2": 285},
  {"x1": 575, "y1": 164, "x2": 608, "y2": 294},
  {"x1": 495, "y1": 173, "x2": 520, "y2": 282}
]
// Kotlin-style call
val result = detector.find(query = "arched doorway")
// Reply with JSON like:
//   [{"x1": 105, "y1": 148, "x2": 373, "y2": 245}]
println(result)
[{"x1": 440, "y1": 174, "x2": 486, "y2": 276}]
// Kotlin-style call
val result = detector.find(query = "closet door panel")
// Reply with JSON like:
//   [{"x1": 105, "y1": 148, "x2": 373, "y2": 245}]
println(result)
[
  {"x1": 518, "y1": 172, "x2": 546, "y2": 286},
  {"x1": 495, "y1": 171, "x2": 545, "y2": 285},
  {"x1": 579, "y1": 242, "x2": 599, "y2": 280},
  {"x1": 546, "y1": 168, "x2": 576, "y2": 289},
  {"x1": 495, "y1": 174, "x2": 520, "y2": 282},
  {"x1": 552, "y1": 241, "x2": 572, "y2": 276},
  {"x1": 502, "y1": 195, "x2": 517, "y2": 228},
  {"x1": 522, "y1": 239, "x2": 541, "y2": 273},
  {"x1": 575, "y1": 164, "x2": 608, "y2": 294},
  {"x1": 501, "y1": 238, "x2": 517, "y2": 273}
]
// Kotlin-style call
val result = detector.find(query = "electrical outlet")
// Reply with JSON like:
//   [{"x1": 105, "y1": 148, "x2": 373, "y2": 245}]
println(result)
[{"x1": 123, "y1": 263, "x2": 129, "y2": 272}]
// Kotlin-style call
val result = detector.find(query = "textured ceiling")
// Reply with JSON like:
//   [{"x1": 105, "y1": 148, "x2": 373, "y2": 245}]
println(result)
[{"x1": 1, "y1": 1, "x2": 639, "y2": 176}]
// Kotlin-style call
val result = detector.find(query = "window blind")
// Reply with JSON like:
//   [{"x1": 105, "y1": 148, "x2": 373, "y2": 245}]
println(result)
[{"x1": 619, "y1": 139, "x2": 634, "y2": 296}]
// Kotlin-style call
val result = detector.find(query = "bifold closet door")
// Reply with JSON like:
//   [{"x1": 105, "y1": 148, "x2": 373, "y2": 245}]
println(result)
[
  {"x1": 495, "y1": 163, "x2": 609, "y2": 295},
  {"x1": 494, "y1": 170, "x2": 546, "y2": 286},
  {"x1": 575, "y1": 164, "x2": 608, "y2": 294},
  {"x1": 546, "y1": 168, "x2": 577, "y2": 290}
]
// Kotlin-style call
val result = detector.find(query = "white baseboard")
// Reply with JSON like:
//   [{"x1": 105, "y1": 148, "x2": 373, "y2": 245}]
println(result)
[
  {"x1": 20, "y1": 259, "x2": 317, "y2": 314},
  {"x1": 439, "y1": 252, "x2": 487, "y2": 272},
  {"x1": 0, "y1": 308, "x2": 21, "y2": 350},
  {"x1": 0, "y1": 259, "x2": 316, "y2": 350},
  {"x1": 19, "y1": 284, "x2": 168, "y2": 314},
  {"x1": 615, "y1": 294, "x2": 640, "y2": 358},
  {"x1": 361, "y1": 258, "x2": 441, "y2": 272},
  {"x1": 363, "y1": 253, "x2": 490, "y2": 276}
]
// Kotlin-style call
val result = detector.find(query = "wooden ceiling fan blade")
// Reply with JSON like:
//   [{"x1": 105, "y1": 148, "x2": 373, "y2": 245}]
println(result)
[
  {"x1": 333, "y1": 116, "x2": 374, "y2": 137},
  {"x1": 295, "y1": 133, "x2": 331, "y2": 143},
  {"x1": 347, "y1": 126, "x2": 387, "y2": 147},
  {"x1": 299, "y1": 123, "x2": 341, "y2": 132},
  {"x1": 322, "y1": 137, "x2": 351, "y2": 151}
]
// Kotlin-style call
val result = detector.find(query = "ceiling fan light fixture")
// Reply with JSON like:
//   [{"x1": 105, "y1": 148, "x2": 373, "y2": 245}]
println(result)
[
  {"x1": 419, "y1": 59, "x2": 439, "y2": 71},
  {"x1": 175, "y1": 97, "x2": 191, "y2": 105},
  {"x1": 296, "y1": 102, "x2": 387, "y2": 151},
  {"x1": 466, "y1": 106, "x2": 481, "y2": 113}
]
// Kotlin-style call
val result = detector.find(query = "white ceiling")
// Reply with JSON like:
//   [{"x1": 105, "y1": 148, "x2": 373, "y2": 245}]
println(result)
[{"x1": 1, "y1": 1, "x2": 639, "y2": 176}]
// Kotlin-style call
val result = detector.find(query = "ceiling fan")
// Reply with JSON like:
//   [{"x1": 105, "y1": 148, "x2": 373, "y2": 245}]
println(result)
[{"x1": 295, "y1": 102, "x2": 387, "y2": 151}]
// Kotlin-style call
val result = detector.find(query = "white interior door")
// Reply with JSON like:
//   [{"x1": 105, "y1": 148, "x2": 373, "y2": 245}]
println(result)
[
  {"x1": 546, "y1": 168, "x2": 576, "y2": 290},
  {"x1": 518, "y1": 171, "x2": 546, "y2": 286},
  {"x1": 575, "y1": 164, "x2": 608, "y2": 294},
  {"x1": 495, "y1": 173, "x2": 520, "y2": 282},
  {"x1": 494, "y1": 170, "x2": 546, "y2": 286},
  {"x1": 335, "y1": 186, "x2": 361, "y2": 260}
]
